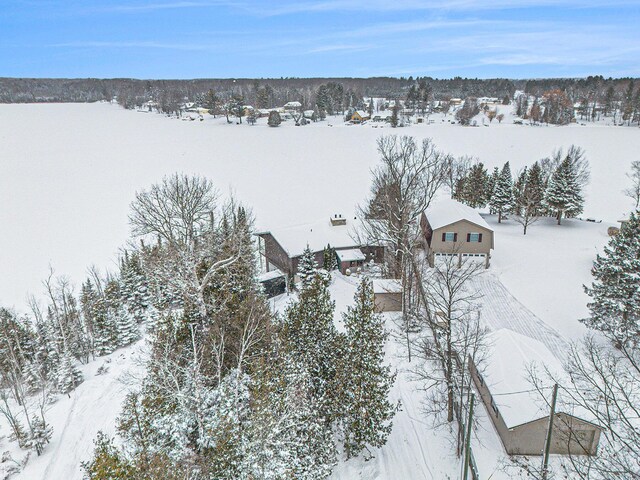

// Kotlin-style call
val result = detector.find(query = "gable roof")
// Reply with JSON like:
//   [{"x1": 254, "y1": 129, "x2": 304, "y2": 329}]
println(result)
[
  {"x1": 482, "y1": 329, "x2": 599, "y2": 429},
  {"x1": 424, "y1": 199, "x2": 493, "y2": 232}
]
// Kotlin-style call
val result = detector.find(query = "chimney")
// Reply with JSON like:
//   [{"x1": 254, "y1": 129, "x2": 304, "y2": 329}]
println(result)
[{"x1": 330, "y1": 214, "x2": 347, "y2": 226}]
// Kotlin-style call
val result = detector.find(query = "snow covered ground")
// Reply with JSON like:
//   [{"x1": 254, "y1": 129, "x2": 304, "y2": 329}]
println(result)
[
  {"x1": 0, "y1": 102, "x2": 636, "y2": 479},
  {"x1": 0, "y1": 340, "x2": 146, "y2": 480}
]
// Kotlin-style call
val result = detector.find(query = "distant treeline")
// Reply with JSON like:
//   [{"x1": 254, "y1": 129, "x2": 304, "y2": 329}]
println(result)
[{"x1": 0, "y1": 75, "x2": 637, "y2": 110}]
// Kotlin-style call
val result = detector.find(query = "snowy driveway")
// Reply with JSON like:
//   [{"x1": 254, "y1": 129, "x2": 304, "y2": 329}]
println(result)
[{"x1": 471, "y1": 272, "x2": 570, "y2": 361}]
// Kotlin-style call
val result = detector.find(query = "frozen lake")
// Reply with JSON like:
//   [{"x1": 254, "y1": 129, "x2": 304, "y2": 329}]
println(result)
[{"x1": 1, "y1": 102, "x2": 637, "y2": 311}]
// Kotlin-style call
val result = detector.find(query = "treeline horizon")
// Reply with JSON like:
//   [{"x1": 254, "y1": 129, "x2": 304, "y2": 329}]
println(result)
[{"x1": 1, "y1": 75, "x2": 638, "y2": 105}]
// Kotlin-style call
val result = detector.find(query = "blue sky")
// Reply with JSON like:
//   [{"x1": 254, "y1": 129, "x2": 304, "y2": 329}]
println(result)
[{"x1": 1, "y1": 0, "x2": 639, "y2": 78}]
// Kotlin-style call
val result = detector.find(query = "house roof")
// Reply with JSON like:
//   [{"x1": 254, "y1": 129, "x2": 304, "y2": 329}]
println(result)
[
  {"x1": 424, "y1": 199, "x2": 493, "y2": 232},
  {"x1": 258, "y1": 216, "x2": 365, "y2": 258},
  {"x1": 371, "y1": 278, "x2": 402, "y2": 294},
  {"x1": 336, "y1": 248, "x2": 366, "y2": 262},
  {"x1": 258, "y1": 269, "x2": 285, "y2": 282},
  {"x1": 482, "y1": 329, "x2": 598, "y2": 429}
]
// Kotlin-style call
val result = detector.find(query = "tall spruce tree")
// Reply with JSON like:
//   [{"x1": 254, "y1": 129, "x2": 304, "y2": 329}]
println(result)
[
  {"x1": 341, "y1": 278, "x2": 396, "y2": 459},
  {"x1": 281, "y1": 273, "x2": 344, "y2": 424},
  {"x1": 463, "y1": 162, "x2": 489, "y2": 208},
  {"x1": 297, "y1": 245, "x2": 318, "y2": 289},
  {"x1": 486, "y1": 166, "x2": 500, "y2": 212},
  {"x1": 545, "y1": 156, "x2": 584, "y2": 225},
  {"x1": 582, "y1": 211, "x2": 640, "y2": 341},
  {"x1": 56, "y1": 350, "x2": 83, "y2": 394},
  {"x1": 490, "y1": 162, "x2": 514, "y2": 223}
]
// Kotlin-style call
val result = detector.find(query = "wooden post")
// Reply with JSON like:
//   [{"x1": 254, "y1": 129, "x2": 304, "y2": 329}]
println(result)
[
  {"x1": 542, "y1": 384, "x2": 559, "y2": 480},
  {"x1": 462, "y1": 393, "x2": 475, "y2": 480}
]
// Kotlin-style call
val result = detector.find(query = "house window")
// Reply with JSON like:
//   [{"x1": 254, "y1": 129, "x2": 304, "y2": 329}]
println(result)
[
  {"x1": 467, "y1": 232, "x2": 483, "y2": 243},
  {"x1": 442, "y1": 232, "x2": 457, "y2": 242}
]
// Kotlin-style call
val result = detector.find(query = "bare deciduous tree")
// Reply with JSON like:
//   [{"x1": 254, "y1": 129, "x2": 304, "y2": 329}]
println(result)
[
  {"x1": 624, "y1": 160, "x2": 640, "y2": 209},
  {"x1": 413, "y1": 253, "x2": 486, "y2": 454},
  {"x1": 358, "y1": 135, "x2": 449, "y2": 279},
  {"x1": 129, "y1": 174, "x2": 218, "y2": 247}
]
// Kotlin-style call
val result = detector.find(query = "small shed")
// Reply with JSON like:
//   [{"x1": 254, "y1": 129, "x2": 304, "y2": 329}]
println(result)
[
  {"x1": 372, "y1": 279, "x2": 402, "y2": 312},
  {"x1": 469, "y1": 329, "x2": 603, "y2": 456}
]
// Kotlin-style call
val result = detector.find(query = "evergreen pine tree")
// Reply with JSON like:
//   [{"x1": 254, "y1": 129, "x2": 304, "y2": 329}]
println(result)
[
  {"x1": 463, "y1": 162, "x2": 489, "y2": 208},
  {"x1": 545, "y1": 156, "x2": 584, "y2": 225},
  {"x1": 582, "y1": 211, "x2": 640, "y2": 341},
  {"x1": 281, "y1": 273, "x2": 344, "y2": 424},
  {"x1": 267, "y1": 110, "x2": 281, "y2": 127},
  {"x1": 297, "y1": 245, "x2": 318, "y2": 289},
  {"x1": 56, "y1": 350, "x2": 83, "y2": 394},
  {"x1": 243, "y1": 358, "x2": 336, "y2": 479},
  {"x1": 116, "y1": 307, "x2": 139, "y2": 347},
  {"x1": 322, "y1": 244, "x2": 338, "y2": 271},
  {"x1": 27, "y1": 416, "x2": 53, "y2": 456},
  {"x1": 486, "y1": 166, "x2": 500, "y2": 212},
  {"x1": 341, "y1": 278, "x2": 396, "y2": 459},
  {"x1": 120, "y1": 252, "x2": 150, "y2": 324},
  {"x1": 526, "y1": 161, "x2": 546, "y2": 216},
  {"x1": 489, "y1": 162, "x2": 514, "y2": 222},
  {"x1": 512, "y1": 167, "x2": 528, "y2": 216}
]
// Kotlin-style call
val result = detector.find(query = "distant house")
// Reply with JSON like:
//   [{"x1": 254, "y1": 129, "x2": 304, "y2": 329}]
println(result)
[
  {"x1": 371, "y1": 112, "x2": 392, "y2": 122},
  {"x1": 283, "y1": 101, "x2": 302, "y2": 112},
  {"x1": 421, "y1": 199, "x2": 494, "y2": 268},
  {"x1": 372, "y1": 279, "x2": 402, "y2": 312},
  {"x1": 350, "y1": 110, "x2": 370, "y2": 123},
  {"x1": 256, "y1": 215, "x2": 384, "y2": 279},
  {"x1": 469, "y1": 329, "x2": 603, "y2": 456}
]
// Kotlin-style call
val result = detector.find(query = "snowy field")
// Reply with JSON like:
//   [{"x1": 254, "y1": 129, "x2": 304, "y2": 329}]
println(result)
[{"x1": 0, "y1": 102, "x2": 637, "y2": 479}]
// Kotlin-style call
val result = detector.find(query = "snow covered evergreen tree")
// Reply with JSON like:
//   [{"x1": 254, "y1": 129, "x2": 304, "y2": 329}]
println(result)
[
  {"x1": 56, "y1": 350, "x2": 83, "y2": 394},
  {"x1": 341, "y1": 278, "x2": 396, "y2": 459},
  {"x1": 489, "y1": 162, "x2": 513, "y2": 222},
  {"x1": 582, "y1": 211, "x2": 640, "y2": 341},
  {"x1": 115, "y1": 307, "x2": 139, "y2": 347},
  {"x1": 486, "y1": 166, "x2": 500, "y2": 213},
  {"x1": 512, "y1": 163, "x2": 545, "y2": 235},
  {"x1": 462, "y1": 162, "x2": 489, "y2": 208},
  {"x1": 297, "y1": 245, "x2": 318, "y2": 289},
  {"x1": 243, "y1": 358, "x2": 336, "y2": 479},
  {"x1": 119, "y1": 252, "x2": 150, "y2": 324},
  {"x1": 80, "y1": 279, "x2": 118, "y2": 356},
  {"x1": 322, "y1": 244, "x2": 338, "y2": 271},
  {"x1": 27, "y1": 416, "x2": 53, "y2": 456},
  {"x1": 545, "y1": 156, "x2": 584, "y2": 225},
  {"x1": 281, "y1": 272, "x2": 345, "y2": 424}
]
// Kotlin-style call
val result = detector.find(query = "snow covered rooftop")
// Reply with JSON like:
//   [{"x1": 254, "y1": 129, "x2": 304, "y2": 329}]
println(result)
[
  {"x1": 258, "y1": 269, "x2": 285, "y2": 282},
  {"x1": 424, "y1": 199, "x2": 492, "y2": 231},
  {"x1": 260, "y1": 216, "x2": 365, "y2": 258},
  {"x1": 482, "y1": 329, "x2": 594, "y2": 429},
  {"x1": 336, "y1": 248, "x2": 365, "y2": 262},
  {"x1": 371, "y1": 278, "x2": 402, "y2": 294}
]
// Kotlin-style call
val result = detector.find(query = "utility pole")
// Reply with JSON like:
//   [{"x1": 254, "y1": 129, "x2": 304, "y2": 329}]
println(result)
[
  {"x1": 541, "y1": 383, "x2": 559, "y2": 480},
  {"x1": 462, "y1": 393, "x2": 475, "y2": 480}
]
